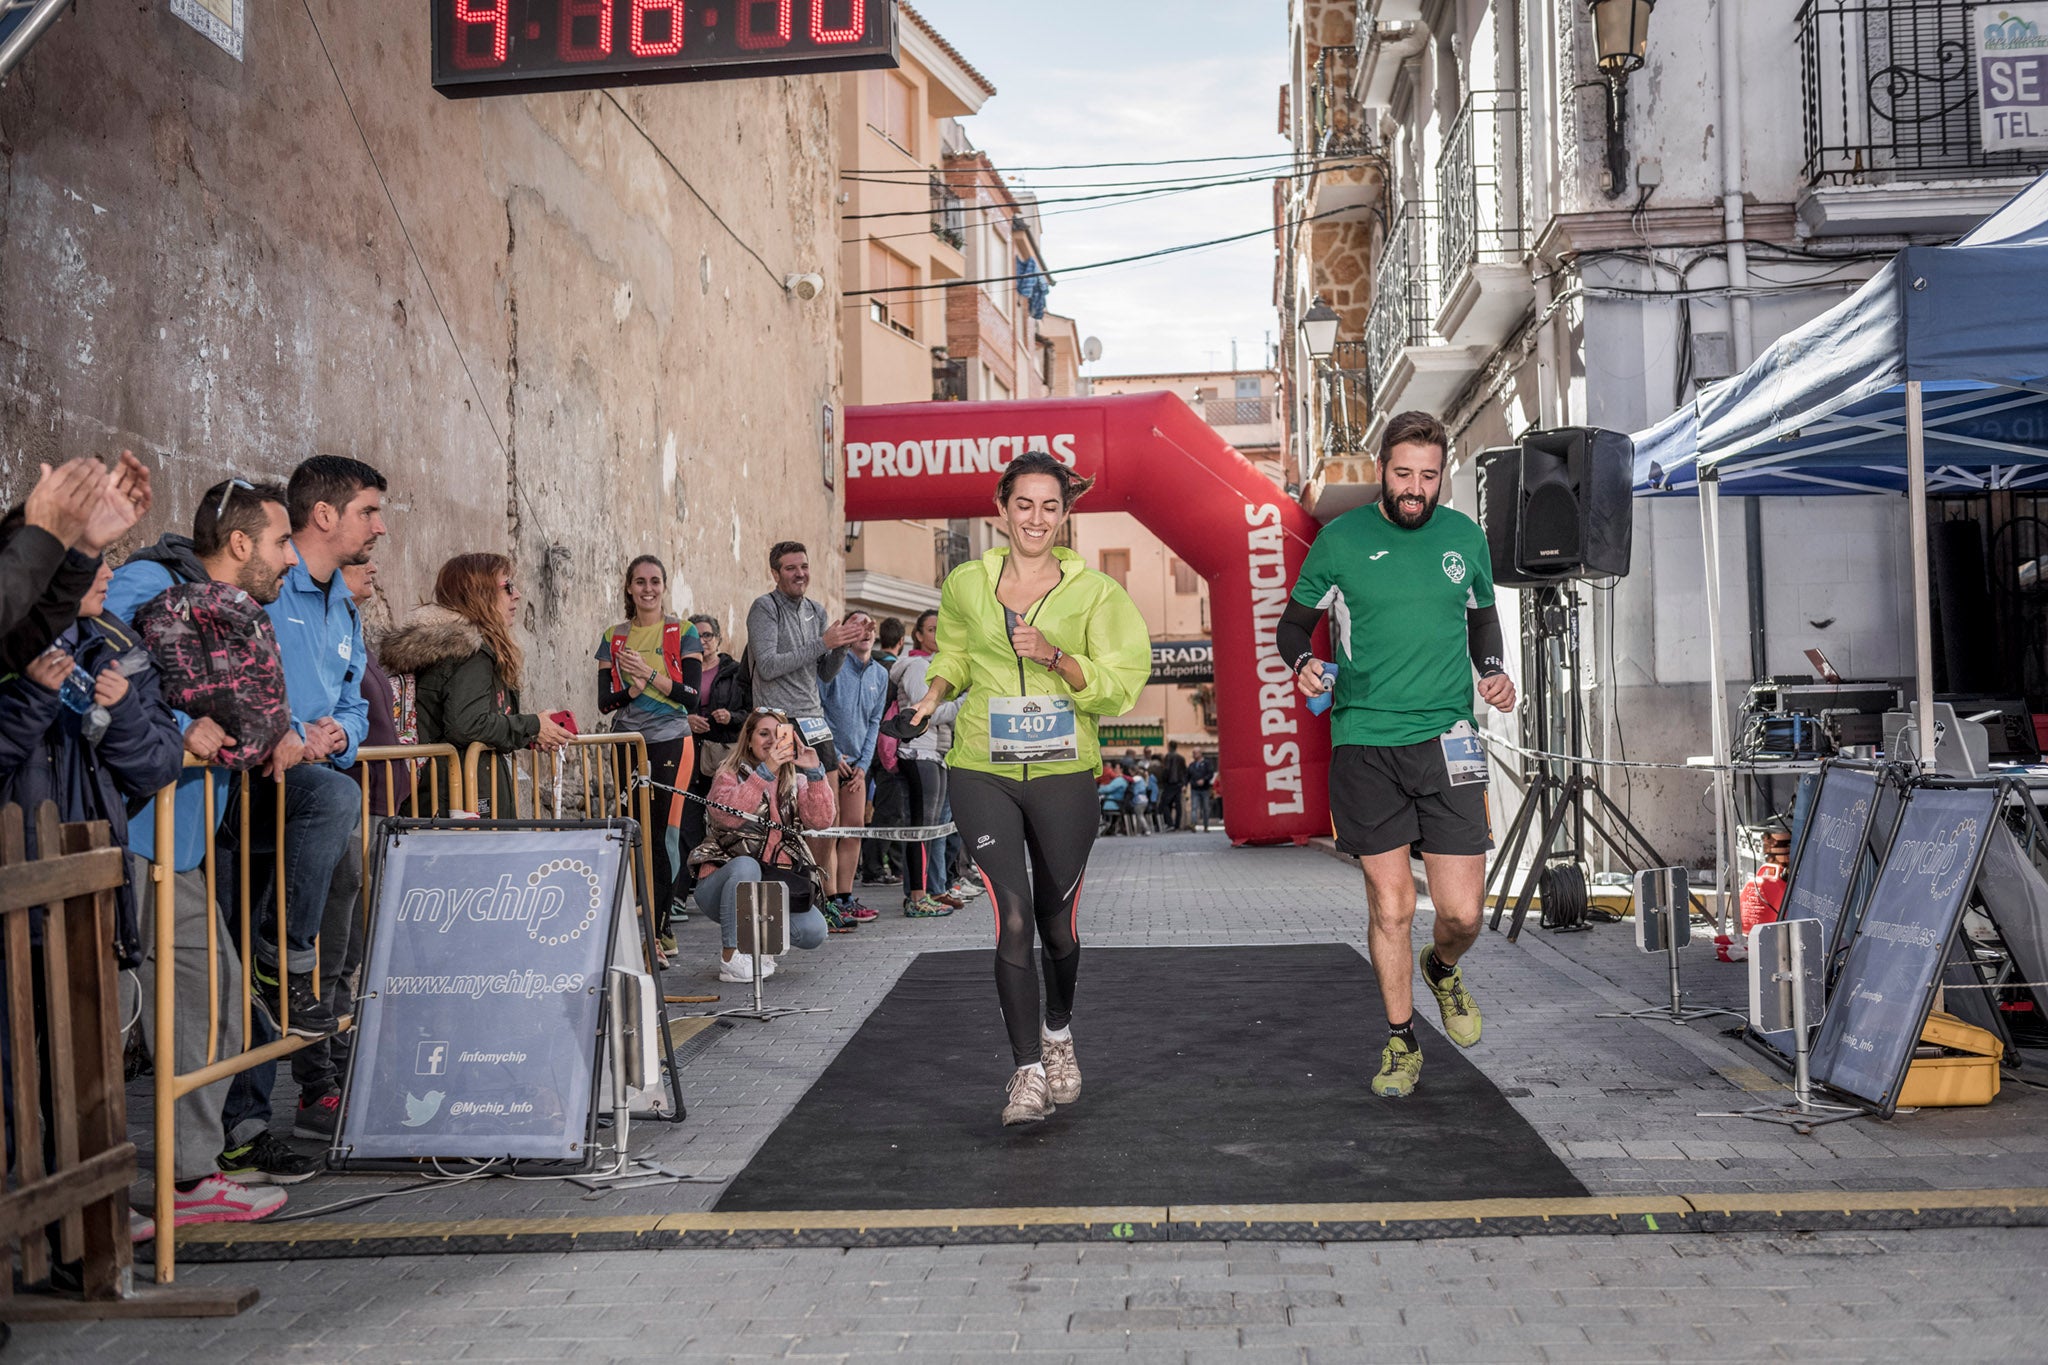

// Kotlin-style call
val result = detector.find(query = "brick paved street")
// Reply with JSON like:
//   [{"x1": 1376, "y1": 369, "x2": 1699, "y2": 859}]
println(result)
[
  {"x1": 36, "y1": 830, "x2": 2048, "y2": 1359},
  {"x1": 19, "y1": 1228, "x2": 2048, "y2": 1360}
]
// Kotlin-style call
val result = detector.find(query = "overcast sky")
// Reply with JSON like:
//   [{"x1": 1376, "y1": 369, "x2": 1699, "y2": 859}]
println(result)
[{"x1": 904, "y1": 1, "x2": 1290, "y2": 378}]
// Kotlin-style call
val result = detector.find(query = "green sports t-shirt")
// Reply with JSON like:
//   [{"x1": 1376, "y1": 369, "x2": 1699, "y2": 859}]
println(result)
[{"x1": 1288, "y1": 503, "x2": 1495, "y2": 747}]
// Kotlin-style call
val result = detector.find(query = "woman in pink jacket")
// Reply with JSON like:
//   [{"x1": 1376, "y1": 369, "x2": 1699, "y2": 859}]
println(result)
[{"x1": 686, "y1": 706, "x2": 837, "y2": 982}]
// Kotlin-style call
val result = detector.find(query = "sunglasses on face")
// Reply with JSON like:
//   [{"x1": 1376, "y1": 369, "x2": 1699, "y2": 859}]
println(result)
[{"x1": 500, "y1": 580, "x2": 519, "y2": 597}]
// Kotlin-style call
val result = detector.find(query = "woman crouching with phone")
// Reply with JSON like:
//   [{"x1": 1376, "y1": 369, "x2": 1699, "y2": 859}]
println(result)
[{"x1": 686, "y1": 707, "x2": 835, "y2": 982}]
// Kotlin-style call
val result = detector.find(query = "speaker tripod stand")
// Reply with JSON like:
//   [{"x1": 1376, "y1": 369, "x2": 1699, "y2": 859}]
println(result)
[{"x1": 1486, "y1": 584, "x2": 1698, "y2": 942}]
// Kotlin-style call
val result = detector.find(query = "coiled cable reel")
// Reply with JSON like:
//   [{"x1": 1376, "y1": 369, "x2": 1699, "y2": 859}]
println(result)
[{"x1": 1538, "y1": 860, "x2": 1593, "y2": 932}]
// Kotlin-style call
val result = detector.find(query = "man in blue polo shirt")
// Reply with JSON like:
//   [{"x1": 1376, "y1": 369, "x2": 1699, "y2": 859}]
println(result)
[{"x1": 253, "y1": 455, "x2": 386, "y2": 1142}]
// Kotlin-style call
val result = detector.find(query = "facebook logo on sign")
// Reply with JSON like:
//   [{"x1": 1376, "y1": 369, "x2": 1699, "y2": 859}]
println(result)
[{"x1": 416, "y1": 1041, "x2": 449, "y2": 1077}]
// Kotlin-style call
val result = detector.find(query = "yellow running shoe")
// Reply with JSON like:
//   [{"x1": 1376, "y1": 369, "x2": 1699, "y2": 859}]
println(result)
[
  {"x1": 1423, "y1": 948, "x2": 1483, "y2": 1048},
  {"x1": 1371, "y1": 1035, "x2": 1422, "y2": 1098}
]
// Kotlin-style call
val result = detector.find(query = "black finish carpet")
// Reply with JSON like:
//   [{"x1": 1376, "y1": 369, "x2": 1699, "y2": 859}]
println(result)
[{"x1": 716, "y1": 944, "x2": 1585, "y2": 1211}]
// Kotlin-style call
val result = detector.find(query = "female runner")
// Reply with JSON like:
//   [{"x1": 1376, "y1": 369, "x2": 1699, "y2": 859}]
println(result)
[{"x1": 904, "y1": 452, "x2": 1149, "y2": 1125}]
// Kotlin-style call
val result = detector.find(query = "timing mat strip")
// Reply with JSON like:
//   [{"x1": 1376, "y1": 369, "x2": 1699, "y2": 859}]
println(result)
[{"x1": 159, "y1": 1188, "x2": 2048, "y2": 1260}]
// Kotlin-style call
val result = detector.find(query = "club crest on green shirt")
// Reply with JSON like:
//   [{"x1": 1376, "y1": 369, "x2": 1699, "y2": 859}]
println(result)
[{"x1": 1442, "y1": 551, "x2": 1468, "y2": 584}]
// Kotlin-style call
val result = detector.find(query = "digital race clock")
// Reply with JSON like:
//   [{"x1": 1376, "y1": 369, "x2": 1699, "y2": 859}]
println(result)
[{"x1": 431, "y1": 0, "x2": 900, "y2": 99}]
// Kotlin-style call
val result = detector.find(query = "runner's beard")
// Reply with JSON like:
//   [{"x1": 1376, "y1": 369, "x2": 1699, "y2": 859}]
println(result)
[{"x1": 1381, "y1": 485, "x2": 1439, "y2": 529}]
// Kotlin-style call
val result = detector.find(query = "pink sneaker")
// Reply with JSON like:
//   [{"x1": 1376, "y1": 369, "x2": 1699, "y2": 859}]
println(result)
[
  {"x1": 845, "y1": 900, "x2": 878, "y2": 922},
  {"x1": 173, "y1": 1175, "x2": 287, "y2": 1225}
]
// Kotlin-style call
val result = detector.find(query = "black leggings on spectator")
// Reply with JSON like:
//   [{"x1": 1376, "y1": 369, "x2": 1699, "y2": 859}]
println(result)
[
  {"x1": 645, "y1": 736, "x2": 688, "y2": 935},
  {"x1": 948, "y1": 767, "x2": 1100, "y2": 1067}
]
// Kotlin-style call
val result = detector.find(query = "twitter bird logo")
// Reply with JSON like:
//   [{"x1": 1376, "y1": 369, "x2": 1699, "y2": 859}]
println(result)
[{"x1": 402, "y1": 1090, "x2": 445, "y2": 1127}]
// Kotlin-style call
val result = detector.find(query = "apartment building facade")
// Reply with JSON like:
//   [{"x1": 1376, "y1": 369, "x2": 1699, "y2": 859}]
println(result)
[
  {"x1": 837, "y1": 5, "x2": 996, "y2": 625},
  {"x1": 1276, "y1": 0, "x2": 2048, "y2": 862}
]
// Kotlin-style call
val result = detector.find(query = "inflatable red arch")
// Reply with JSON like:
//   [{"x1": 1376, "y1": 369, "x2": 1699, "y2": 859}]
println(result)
[{"x1": 844, "y1": 392, "x2": 1331, "y2": 846}]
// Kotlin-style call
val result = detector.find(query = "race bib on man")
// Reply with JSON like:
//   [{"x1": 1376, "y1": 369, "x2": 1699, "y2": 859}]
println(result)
[
  {"x1": 989, "y1": 695, "x2": 1079, "y2": 764},
  {"x1": 1440, "y1": 720, "x2": 1490, "y2": 787},
  {"x1": 795, "y1": 715, "x2": 834, "y2": 749}
]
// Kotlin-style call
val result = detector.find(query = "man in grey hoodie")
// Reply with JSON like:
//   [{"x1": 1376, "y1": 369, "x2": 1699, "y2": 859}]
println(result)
[
  {"x1": 744, "y1": 542, "x2": 863, "y2": 854},
  {"x1": 745, "y1": 542, "x2": 861, "y2": 737}
]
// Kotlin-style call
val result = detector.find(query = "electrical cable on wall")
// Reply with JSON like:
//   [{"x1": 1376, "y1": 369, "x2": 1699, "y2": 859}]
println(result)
[
  {"x1": 301, "y1": 0, "x2": 546, "y2": 536},
  {"x1": 598, "y1": 90, "x2": 787, "y2": 289}
]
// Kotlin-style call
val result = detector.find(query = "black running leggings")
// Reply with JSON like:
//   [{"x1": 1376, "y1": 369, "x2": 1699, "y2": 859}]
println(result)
[{"x1": 948, "y1": 767, "x2": 1101, "y2": 1067}]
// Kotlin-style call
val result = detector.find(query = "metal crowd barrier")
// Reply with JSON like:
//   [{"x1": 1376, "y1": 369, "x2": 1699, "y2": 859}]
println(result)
[
  {"x1": 461, "y1": 733, "x2": 665, "y2": 933},
  {"x1": 146, "y1": 743, "x2": 463, "y2": 1284}
]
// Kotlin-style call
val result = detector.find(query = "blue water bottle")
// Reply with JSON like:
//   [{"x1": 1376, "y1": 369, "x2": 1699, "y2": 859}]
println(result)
[
  {"x1": 57, "y1": 663, "x2": 112, "y2": 746},
  {"x1": 1307, "y1": 662, "x2": 1339, "y2": 716}
]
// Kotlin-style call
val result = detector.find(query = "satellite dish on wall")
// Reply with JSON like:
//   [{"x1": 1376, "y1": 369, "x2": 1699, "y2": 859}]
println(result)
[{"x1": 1082, "y1": 337, "x2": 1104, "y2": 363}]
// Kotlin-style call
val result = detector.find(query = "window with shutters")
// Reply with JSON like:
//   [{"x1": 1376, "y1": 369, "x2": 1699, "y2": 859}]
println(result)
[
  {"x1": 866, "y1": 70, "x2": 917, "y2": 156},
  {"x1": 867, "y1": 243, "x2": 917, "y2": 338},
  {"x1": 1170, "y1": 558, "x2": 1200, "y2": 595},
  {"x1": 1100, "y1": 549, "x2": 1130, "y2": 587}
]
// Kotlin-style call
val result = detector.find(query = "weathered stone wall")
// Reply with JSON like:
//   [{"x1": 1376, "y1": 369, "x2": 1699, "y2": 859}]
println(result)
[
  {"x1": 1309, "y1": 217, "x2": 1374, "y2": 341},
  {"x1": 0, "y1": 1, "x2": 844, "y2": 714}
]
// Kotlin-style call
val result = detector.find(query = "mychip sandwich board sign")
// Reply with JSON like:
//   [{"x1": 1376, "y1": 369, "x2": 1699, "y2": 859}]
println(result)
[
  {"x1": 1758, "y1": 763, "x2": 1890, "y2": 1060},
  {"x1": 1810, "y1": 783, "x2": 2001, "y2": 1116},
  {"x1": 335, "y1": 821, "x2": 635, "y2": 1168}
]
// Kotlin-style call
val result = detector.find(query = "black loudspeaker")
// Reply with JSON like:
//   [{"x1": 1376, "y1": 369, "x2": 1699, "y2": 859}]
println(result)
[
  {"x1": 1474, "y1": 446, "x2": 1529, "y2": 588},
  {"x1": 1475, "y1": 428, "x2": 1634, "y2": 585}
]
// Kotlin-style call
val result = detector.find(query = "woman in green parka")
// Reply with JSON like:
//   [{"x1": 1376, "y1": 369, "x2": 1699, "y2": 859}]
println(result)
[
  {"x1": 903, "y1": 452, "x2": 1151, "y2": 1127},
  {"x1": 380, "y1": 552, "x2": 573, "y2": 815}
]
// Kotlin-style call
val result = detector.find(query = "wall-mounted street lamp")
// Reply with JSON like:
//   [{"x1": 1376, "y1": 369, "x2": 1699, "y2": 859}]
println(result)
[
  {"x1": 1300, "y1": 296, "x2": 1340, "y2": 361},
  {"x1": 1590, "y1": 0, "x2": 1654, "y2": 74},
  {"x1": 1589, "y1": 0, "x2": 1655, "y2": 198}
]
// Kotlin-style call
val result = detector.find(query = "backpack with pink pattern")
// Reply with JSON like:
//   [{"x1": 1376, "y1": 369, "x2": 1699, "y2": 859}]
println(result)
[{"x1": 133, "y1": 581, "x2": 293, "y2": 770}]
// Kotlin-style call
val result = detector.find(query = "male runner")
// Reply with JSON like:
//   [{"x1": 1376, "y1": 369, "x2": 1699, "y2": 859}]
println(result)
[{"x1": 1276, "y1": 411, "x2": 1516, "y2": 1098}]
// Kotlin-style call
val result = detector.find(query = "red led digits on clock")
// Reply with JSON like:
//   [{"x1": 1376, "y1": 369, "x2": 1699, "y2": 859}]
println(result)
[
  {"x1": 451, "y1": 0, "x2": 510, "y2": 68},
  {"x1": 810, "y1": 0, "x2": 865, "y2": 44},
  {"x1": 737, "y1": 0, "x2": 792, "y2": 49},
  {"x1": 558, "y1": 0, "x2": 612, "y2": 60},
  {"x1": 630, "y1": 0, "x2": 686, "y2": 56}
]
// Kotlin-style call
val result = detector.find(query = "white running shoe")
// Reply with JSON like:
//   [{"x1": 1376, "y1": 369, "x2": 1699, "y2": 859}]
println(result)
[
  {"x1": 173, "y1": 1175, "x2": 287, "y2": 1226},
  {"x1": 1042, "y1": 1030, "x2": 1081, "y2": 1104},
  {"x1": 1000, "y1": 1064, "x2": 1056, "y2": 1126}
]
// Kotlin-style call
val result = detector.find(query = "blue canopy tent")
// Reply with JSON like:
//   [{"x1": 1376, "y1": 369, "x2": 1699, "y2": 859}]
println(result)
[{"x1": 1629, "y1": 171, "x2": 2048, "y2": 908}]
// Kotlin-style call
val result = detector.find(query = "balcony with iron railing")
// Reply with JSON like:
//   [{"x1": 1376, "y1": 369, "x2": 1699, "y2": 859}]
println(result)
[
  {"x1": 1434, "y1": 90, "x2": 1532, "y2": 347},
  {"x1": 930, "y1": 177, "x2": 966, "y2": 250},
  {"x1": 1797, "y1": 0, "x2": 2048, "y2": 233},
  {"x1": 1300, "y1": 340, "x2": 1376, "y2": 521},
  {"x1": 1305, "y1": 43, "x2": 1380, "y2": 221},
  {"x1": 1201, "y1": 396, "x2": 1277, "y2": 427},
  {"x1": 1362, "y1": 201, "x2": 1481, "y2": 435},
  {"x1": 1312, "y1": 45, "x2": 1374, "y2": 158},
  {"x1": 1364, "y1": 204, "x2": 1439, "y2": 399},
  {"x1": 934, "y1": 526, "x2": 972, "y2": 584}
]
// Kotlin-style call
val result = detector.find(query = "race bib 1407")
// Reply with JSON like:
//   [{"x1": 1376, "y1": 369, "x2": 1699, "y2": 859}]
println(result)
[{"x1": 989, "y1": 695, "x2": 1079, "y2": 764}]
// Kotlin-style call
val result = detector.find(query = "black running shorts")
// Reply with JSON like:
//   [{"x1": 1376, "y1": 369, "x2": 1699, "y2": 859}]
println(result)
[{"x1": 1329, "y1": 739, "x2": 1493, "y2": 858}]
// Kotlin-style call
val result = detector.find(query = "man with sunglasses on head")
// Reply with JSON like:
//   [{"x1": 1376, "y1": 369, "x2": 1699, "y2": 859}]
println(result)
[{"x1": 112, "y1": 478, "x2": 321, "y2": 1195}]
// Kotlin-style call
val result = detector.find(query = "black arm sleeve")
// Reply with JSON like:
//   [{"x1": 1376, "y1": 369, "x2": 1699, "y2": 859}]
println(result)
[
  {"x1": 672, "y1": 655, "x2": 702, "y2": 710},
  {"x1": 598, "y1": 667, "x2": 633, "y2": 715},
  {"x1": 1467, "y1": 604, "x2": 1506, "y2": 677},
  {"x1": 1275, "y1": 598, "x2": 1322, "y2": 676}
]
